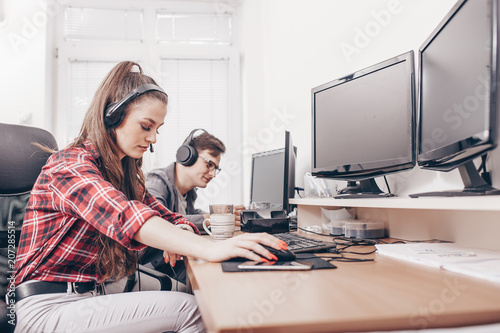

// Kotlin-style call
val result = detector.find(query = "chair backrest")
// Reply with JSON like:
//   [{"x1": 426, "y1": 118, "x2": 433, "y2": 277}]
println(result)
[{"x1": 0, "y1": 123, "x2": 58, "y2": 299}]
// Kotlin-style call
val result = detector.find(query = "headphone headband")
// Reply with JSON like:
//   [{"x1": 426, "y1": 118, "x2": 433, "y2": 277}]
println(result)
[
  {"x1": 183, "y1": 128, "x2": 206, "y2": 145},
  {"x1": 104, "y1": 84, "x2": 167, "y2": 128}
]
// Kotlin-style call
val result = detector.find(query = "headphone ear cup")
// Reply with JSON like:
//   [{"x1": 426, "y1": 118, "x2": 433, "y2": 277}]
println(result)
[
  {"x1": 104, "y1": 84, "x2": 167, "y2": 129},
  {"x1": 104, "y1": 103, "x2": 125, "y2": 128},
  {"x1": 176, "y1": 144, "x2": 198, "y2": 166}
]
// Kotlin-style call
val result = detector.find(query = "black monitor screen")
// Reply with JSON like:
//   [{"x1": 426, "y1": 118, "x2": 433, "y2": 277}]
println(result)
[
  {"x1": 312, "y1": 51, "x2": 416, "y2": 182},
  {"x1": 418, "y1": 0, "x2": 496, "y2": 169}
]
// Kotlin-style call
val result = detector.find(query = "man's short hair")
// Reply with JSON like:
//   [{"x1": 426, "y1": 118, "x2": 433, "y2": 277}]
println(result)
[{"x1": 192, "y1": 132, "x2": 226, "y2": 156}]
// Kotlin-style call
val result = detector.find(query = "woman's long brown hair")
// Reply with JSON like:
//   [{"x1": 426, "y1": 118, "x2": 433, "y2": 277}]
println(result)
[{"x1": 70, "y1": 61, "x2": 168, "y2": 281}]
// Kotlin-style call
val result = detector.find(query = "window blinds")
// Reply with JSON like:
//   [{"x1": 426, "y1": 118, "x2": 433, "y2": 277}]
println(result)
[
  {"x1": 157, "y1": 58, "x2": 230, "y2": 168},
  {"x1": 157, "y1": 12, "x2": 232, "y2": 45},
  {"x1": 64, "y1": 7, "x2": 143, "y2": 41},
  {"x1": 68, "y1": 61, "x2": 116, "y2": 142}
]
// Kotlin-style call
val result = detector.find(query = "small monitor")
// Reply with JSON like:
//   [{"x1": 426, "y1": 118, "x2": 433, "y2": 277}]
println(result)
[
  {"x1": 411, "y1": 0, "x2": 500, "y2": 197},
  {"x1": 311, "y1": 51, "x2": 416, "y2": 198},
  {"x1": 250, "y1": 131, "x2": 296, "y2": 213}
]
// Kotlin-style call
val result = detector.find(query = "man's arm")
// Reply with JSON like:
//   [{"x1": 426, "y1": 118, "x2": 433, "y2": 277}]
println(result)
[{"x1": 145, "y1": 172, "x2": 170, "y2": 207}]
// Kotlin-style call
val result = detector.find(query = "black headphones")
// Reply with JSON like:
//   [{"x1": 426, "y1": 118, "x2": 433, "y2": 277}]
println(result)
[
  {"x1": 176, "y1": 128, "x2": 207, "y2": 166},
  {"x1": 104, "y1": 84, "x2": 167, "y2": 128}
]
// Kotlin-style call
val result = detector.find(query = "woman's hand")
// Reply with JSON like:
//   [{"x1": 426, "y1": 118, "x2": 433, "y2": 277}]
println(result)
[
  {"x1": 203, "y1": 233, "x2": 288, "y2": 263},
  {"x1": 163, "y1": 250, "x2": 183, "y2": 267}
]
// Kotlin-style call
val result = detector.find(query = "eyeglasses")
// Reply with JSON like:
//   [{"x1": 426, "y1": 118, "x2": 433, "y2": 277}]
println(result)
[{"x1": 199, "y1": 156, "x2": 221, "y2": 175}]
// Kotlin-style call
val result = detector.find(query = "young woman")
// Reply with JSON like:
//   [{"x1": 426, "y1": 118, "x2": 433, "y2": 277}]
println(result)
[{"x1": 13, "y1": 61, "x2": 286, "y2": 333}]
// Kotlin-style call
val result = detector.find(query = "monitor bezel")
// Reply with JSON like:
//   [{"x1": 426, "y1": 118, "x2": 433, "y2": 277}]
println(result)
[
  {"x1": 311, "y1": 50, "x2": 416, "y2": 181},
  {"x1": 416, "y1": 0, "x2": 499, "y2": 172}
]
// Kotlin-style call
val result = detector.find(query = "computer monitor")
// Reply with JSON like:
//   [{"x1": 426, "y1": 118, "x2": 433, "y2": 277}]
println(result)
[
  {"x1": 411, "y1": 0, "x2": 500, "y2": 197},
  {"x1": 250, "y1": 131, "x2": 296, "y2": 213},
  {"x1": 311, "y1": 51, "x2": 416, "y2": 198}
]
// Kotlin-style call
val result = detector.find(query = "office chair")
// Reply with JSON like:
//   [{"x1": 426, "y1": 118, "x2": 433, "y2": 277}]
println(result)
[
  {"x1": 0, "y1": 123, "x2": 57, "y2": 332},
  {"x1": 0, "y1": 123, "x2": 171, "y2": 332}
]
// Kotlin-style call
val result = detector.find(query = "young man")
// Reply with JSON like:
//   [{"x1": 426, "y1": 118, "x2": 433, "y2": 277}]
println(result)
[{"x1": 140, "y1": 129, "x2": 245, "y2": 282}]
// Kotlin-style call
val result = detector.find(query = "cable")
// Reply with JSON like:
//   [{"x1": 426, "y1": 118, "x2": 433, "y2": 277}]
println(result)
[
  {"x1": 295, "y1": 187, "x2": 304, "y2": 198},
  {"x1": 327, "y1": 256, "x2": 374, "y2": 263},
  {"x1": 376, "y1": 239, "x2": 406, "y2": 244},
  {"x1": 297, "y1": 226, "x2": 330, "y2": 236},
  {"x1": 137, "y1": 254, "x2": 141, "y2": 291},
  {"x1": 295, "y1": 229, "x2": 380, "y2": 254},
  {"x1": 478, "y1": 154, "x2": 487, "y2": 173},
  {"x1": 383, "y1": 175, "x2": 391, "y2": 194},
  {"x1": 172, "y1": 264, "x2": 179, "y2": 292},
  {"x1": 333, "y1": 236, "x2": 379, "y2": 246},
  {"x1": 330, "y1": 237, "x2": 379, "y2": 256},
  {"x1": 378, "y1": 237, "x2": 451, "y2": 244},
  {"x1": 340, "y1": 248, "x2": 377, "y2": 255},
  {"x1": 296, "y1": 231, "x2": 450, "y2": 247},
  {"x1": 295, "y1": 231, "x2": 451, "y2": 262},
  {"x1": 478, "y1": 153, "x2": 492, "y2": 185}
]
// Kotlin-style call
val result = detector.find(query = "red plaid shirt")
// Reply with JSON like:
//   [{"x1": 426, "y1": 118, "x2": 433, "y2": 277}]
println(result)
[{"x1": 14, "y1": 139, "x2": 198, "y2": 285}]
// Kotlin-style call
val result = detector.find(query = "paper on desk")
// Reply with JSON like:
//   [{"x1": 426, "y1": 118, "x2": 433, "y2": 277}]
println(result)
[
  {"x1": 375, "y1": 243, "x2": 500, "y2": 283},
  {"x1": 444, "y1": 259, "x2": 500, "y2": 284}
]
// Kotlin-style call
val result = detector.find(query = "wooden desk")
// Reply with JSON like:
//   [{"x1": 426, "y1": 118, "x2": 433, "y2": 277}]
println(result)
[{"x1": 185, "y1": 237, "x2": 500, "y2": 333}]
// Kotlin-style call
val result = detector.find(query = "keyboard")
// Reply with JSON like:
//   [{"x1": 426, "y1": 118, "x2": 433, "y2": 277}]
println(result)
[{"x1": 273, "y1": 232, "x2": 336, "y2": 253}]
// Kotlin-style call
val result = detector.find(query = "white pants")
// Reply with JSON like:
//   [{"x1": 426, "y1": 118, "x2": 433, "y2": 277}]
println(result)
[{"x1": 14, "y1": 290, "x2": 205, "y2": 333}]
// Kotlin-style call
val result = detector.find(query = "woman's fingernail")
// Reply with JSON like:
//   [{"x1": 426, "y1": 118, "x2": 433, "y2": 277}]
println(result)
[
  {"x1": 270, "y1": 254, "x2": 278, "y2": 261},
  {"x1": 261, "y1": 258, "x2": 269, "y2": 262}
]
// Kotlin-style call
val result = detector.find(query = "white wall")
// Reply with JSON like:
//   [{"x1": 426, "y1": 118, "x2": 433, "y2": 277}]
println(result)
[
  {"x1": 0, "y1": 0, "x2": 49, "y2": 128},
  {"x1": 240, "y1": 0, "x2": 500, "y2": 203}
]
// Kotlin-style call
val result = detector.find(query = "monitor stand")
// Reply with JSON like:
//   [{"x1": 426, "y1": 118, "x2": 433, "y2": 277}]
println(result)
[
  {"x1": 409, "y1": 160, "x2": 500, "y2": 198},
  {"x1": 335, "y1": 178, "x2": 395, "y2": 199}
]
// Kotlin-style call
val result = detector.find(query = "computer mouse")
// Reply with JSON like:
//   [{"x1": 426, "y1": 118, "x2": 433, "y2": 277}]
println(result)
[
  {"x1": 260, "y1": 244, "x2": 296, "y2": 261},
  {"x1": 229, "y1": 245, "x2": 296, "y2": 262}
]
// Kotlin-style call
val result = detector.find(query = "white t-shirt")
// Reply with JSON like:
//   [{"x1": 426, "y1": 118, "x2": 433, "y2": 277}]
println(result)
[{"x1": 176, "y1": 187, "x2": 188, "y2": 215}]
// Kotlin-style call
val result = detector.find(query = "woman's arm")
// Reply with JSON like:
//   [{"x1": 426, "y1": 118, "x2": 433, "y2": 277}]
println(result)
[{"x1": 133, "y1": 216, "x2": 284, "y2": 263}]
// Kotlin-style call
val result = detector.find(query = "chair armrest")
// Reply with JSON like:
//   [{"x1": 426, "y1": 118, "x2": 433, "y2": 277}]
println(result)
[
  {"x1": 0, "y1": 300, "x2": 15, "y2": 333},
  {"x1": 138, "y1": 264, "x2": 172, "y2": 291}
]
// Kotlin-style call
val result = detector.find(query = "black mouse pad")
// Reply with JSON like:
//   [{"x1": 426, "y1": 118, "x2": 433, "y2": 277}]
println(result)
[{"x1": 221, "y1": 254, "x2": 337, "y2": 272}]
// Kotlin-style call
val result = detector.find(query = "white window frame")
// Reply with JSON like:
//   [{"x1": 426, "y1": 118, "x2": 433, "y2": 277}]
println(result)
[{"x1": 50, "y1": 0, "x2": 243, "y2": 206}]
